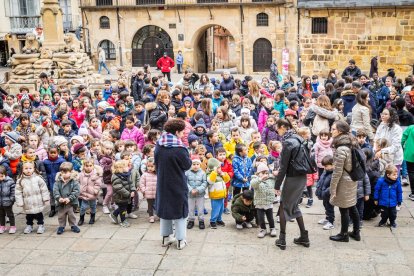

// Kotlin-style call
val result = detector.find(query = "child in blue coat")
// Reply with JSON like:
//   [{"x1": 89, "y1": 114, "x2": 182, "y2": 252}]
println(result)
[
  {"x1": 232, "y1": 143, "x2": 253, "y2": 195},
  {"x1": 374, "y1": 164, "x2": 403, "y2": 228}
]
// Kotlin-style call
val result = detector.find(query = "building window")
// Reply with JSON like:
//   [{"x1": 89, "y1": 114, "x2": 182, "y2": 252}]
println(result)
[
  {"x1": 96, "y1": 0, "x2": 113, "y2": 6},
  {"x1": 312, "y1": 17, "x2": 328, "y2": 34},
  {"x1": 100, "y1": 16, "x2": 110, "y2": 29},
  {"x1": 136, "y1": 0, "x2": 165, "y2": 5},
  {"x1": 197, "y1": 0, "x2": 228, "y2": 3},
  {"x1": 256, "y1": 13, "x2": 268, "y2": 27},
  {"x1": 99, "y1": 40, "x2": 116, "y2": 60},
  {"x1": 59, "y1": 0, "x2": 73, "y2": 31}
]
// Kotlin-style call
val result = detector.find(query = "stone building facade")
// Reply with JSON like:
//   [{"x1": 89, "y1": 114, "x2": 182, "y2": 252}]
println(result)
[{"x1": 80, "y1": 0, "x2": 414, "y2": 77}]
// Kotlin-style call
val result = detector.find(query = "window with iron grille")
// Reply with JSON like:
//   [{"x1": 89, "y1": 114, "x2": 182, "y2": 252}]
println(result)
[
  {"x1": 99, "y1": 40, "x2": 116, "y2": 60},
  {"x1": 197, "y1": 0, "x2": 228, "y2": 3},
  {"x1": 136, "y1": 0, "x2": 165, "y2": 5},
  {"x1": 256, "y1": 13, "x2": 268, "y2": 27},
  {"x1": 312, "y1": 17, "x2": 328, "y2": 34},
  {"x1": 100, "y1": 16, "x2": 110, "y2": 29},
  {"x1": 96, "y1": 0, "x2": 113, "y2": 6}
]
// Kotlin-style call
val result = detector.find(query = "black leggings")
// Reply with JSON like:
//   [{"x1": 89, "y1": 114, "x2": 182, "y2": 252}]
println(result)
[
  {"x1": 407, "y1": 161, "x2": 414, "y2": 194},
  {"x1": 0, "y1": 206, "x2": 15, "y2": 226},
  {"x1": 257, "y1": 208, "x2": 275, "y2": 229},
  {"x1": 113, "y1": 203, "x2": 128, "y2": 222},
  {"x1": 339, "y1": 206, "x2": 360, "y2": 233},
  {"x1": 307, "y1": 186, "x2": 313, "y2": 199},
  {"x1": 163, "y1": 72, "x2": 171, "y2": 82}
]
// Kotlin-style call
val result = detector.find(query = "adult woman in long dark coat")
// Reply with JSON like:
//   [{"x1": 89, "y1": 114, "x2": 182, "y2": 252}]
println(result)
[
  {"x1": 274, "y1": 119, "x2": 311, "y2": 250},
  {"x1": 155, "y1": 119, "x2": 192, "y2": 250}
]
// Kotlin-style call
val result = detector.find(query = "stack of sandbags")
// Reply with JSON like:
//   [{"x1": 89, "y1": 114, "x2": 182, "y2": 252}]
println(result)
[
  {"x1": 9, "y1": 54, "x2": 40, "y2": 81},
  {"x1": 53, "y1": 52, "x2": 93, "y2": 79}
]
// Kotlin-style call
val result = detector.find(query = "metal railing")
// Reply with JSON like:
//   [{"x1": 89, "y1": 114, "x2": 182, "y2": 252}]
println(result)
[
  {"x1": 83, "y1": 0, "x2": 283, "y2": 7},
  {"x1": 10, "y1": 17, "x2": 41, "y2": 34}
]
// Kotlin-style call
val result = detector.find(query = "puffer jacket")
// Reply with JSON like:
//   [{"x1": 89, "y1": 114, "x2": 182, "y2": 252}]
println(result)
[
  {"x1": 218, "y1": 119, "x2": 234, "y2": 138},
  {"x1": 262, "y1": 126, "x2": 280, "y2": 146},
  {"x1": 44, "y1": 156, "x2": 66, "y2": 190},
  {"x1": 53, "y1": 172, "x2": 80, "y2": 207},
  {"x1": 207, "y1": 170, "x2": 230, "y2": 199},
  {"x1": 186, "y1": 169, "x2": 207, "y2": 198},
  {"x1": 357, "y1": 173, "x2": 371, "y2": 199},
  {"x1": 350, "y1": 103, "x2": 374, "y2": 140},
  {"x1": 112, "y1": 173, "x2": 136, "y2": 204},
  {"x1": 341, "y1": 90, "x2": 356, "y2": 117},
  {"x1": 139, "y1": 171, "x2": 157, "y2": 199},
  {"x1": 231, "y1": 193, "x2": 255, "y2": 221},
  {"x1": 329, "y1": 134, "x2": 358, "y2": 208},
  {"x1": 315, "y1": 170, "x2": 333, "y2": 200},
  {"x1": 374, "y1": 122, "x2": 403, "y2": 166},
  {"x1": 79, "y1": 166, "x2": 102, "y2": 201},
  {"x1": 15, "y1": 173, "x2": 50, "y2": 214},
  {"x1": 121, "y1": 126, "x2": 145, "y2": 150},
  {"x1": 145, "y1": 102, "x2": 168, "y2": 131},
  {"x1": 250, "y1": 175, "x2": 275, "y2": 206},
  {"x1": 232, "y1": 155, "x2": 253, "y2": 188},
  {"x1": 313, "y1": 137, "x2": 333, "y2": 168},
  {"x1": 99, "y1": 154, "x2": 113, "y2": 185},
  {"x1": 310, "y1": 105, "x2": 338, "y2": 136},
  {"x1": 374, "y1": 176, "x2": 402, "y2": 207},
  {"x1": 0, "y1": 176, "x2": 15, "y2": 206}
]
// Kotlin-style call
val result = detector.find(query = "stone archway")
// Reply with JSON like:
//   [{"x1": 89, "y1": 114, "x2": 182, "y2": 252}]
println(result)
[{"x1": 131, "y1": 25, "x2": 174, "y2": 67}]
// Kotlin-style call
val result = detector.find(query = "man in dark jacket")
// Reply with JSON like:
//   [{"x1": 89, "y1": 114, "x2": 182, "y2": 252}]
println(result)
[
  {"x1": 219, "y1": 71, "x2": 236, "y2": 98},
  {"x1": 204, "y1": 131, "x2": 223, "y2": 157},
  {"x1": 132, "y1": 71, "x2": 144, "y2": 101},
  {"x1": 341, "y1": 59, "x2": 362, "y2": 80},
  {"x1": 340, "y1": 84, "x2": 356, "y2": 117}
]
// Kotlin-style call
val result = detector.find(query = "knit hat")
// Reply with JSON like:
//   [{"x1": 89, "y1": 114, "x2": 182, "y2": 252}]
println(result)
[
  {"x1": 207, "y1": 158, "x2": 221, "y2": 171},
  {"x1": 70, "y1": 135, "x2": 85, "y2": 145},
  {"x1": 242, "y1": 189, "x2": 254, "y2": 201},
  {"x1": 78, "y1": 127, "x2": 89, "y2": 136},
  {"x1": 105, "y1": 106, "x2": 115, "y2": 113},
  {"x1": 188, "y1": 134, "x2": 199, "y2": 145},
  {"x1": 191, "y1": 156, "x2": 201, "y2": 164},
  {"x1": 172, "y1": 89, "x2": 181, "y2": 98},
  {"x1": 73, "y1": 143, "x2": 86, "y2": 154},
  {"x1": 97, "y1": 101, "x2": 110, "y2": 110},
  {"x1": 241, "y1": 108, "x2": 250, "y2": 116},
  {"x1": 256, "y1": 163, "x2": 269, "y2": 174},
  {"x1": 284, "y1": 109, "x2": 297, "y2": 118},
  {"x1": 194, "y1": 118, "x2": 206, "y2": 131},
  {"x1": 53, "y1": 136, "x2": 68, "y2": 147},
  {"x1": 183, "y1": 96, "x2": 192, "y2": 103},
  {"x1": 4, "y1": 131, "x2": 19, "y2": 143}
]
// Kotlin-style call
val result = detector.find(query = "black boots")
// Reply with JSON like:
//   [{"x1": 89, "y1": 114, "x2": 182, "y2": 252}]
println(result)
[
  {"x1": 49, "y1": 206, "x2": 56, "y2": 217},
  {"x1": 89, "y1": 213, "x2": 96, "y2": 224},
  {"x1": 330, "y1": 232, "x2": 349, "y2": 242},
  {"x1": 187, "y1": 220, "x2": 194, "y2": 229},
  {"x1": 293, "y1": 230, "x2": 310, "y2": 247},
  {"x1": 348, "y1": 231, "x2": 361, "y2": 241},
  {"x1": 78, "y1": 214, "x2": 85, "y2": 226},
  {"x1": 275, "y1": 233, "x2": 286, "y2": 250},
  {"x1": 199, "y1": 221, "x2": 205, "y2": 230}
]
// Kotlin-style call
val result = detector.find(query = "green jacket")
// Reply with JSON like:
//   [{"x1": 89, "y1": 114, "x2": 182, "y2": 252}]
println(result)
[
  {"x1": 231, "y1": 193, "x2": 254, "y2": 221},
  {"x1": 112, "y1": 173, "x2": 136, "y2": 204},
  {"x1": 250, "y1": 175, "x2": 275, "y2": 206},
  {"x1": 402, "y1": 125, "x2": 414, "y2": 162},
  {"x1": 53, "y1": 172, "x2": 80, "y2": 207}
]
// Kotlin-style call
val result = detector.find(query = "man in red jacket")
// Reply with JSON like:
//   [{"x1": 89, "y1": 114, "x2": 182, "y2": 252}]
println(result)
[{"x1": 156, "y1": 52, "x2": 175, "y2": 82}]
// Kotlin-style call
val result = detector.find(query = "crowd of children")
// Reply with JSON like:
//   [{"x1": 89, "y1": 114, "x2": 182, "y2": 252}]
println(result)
[{"x1": 0, "y1": 65, "x2": 412, "y2": 246}]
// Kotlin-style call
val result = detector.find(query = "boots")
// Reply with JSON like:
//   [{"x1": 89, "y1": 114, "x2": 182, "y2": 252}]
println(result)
[
  {"x1": 275, "y1": 232, "x2": 286, "y2": 250},
  {"x1": 49, "y1": 206, "x2": 56, "y2": 217},
  {"x1": 78, "y1": 214, "x2": 85, "y2": 226},
  {"x1": 89, "y1": 213, "x2": 96, "y2": 224},
  {"x1": 293, "y1": 230, "x2": 310, "y2": 247},
  {"x1": 329, "y1": 232, "x2": 349, "y2": 242},
  {"x1": 348, "y1": 230, "x2": 361, "y2": 241}
]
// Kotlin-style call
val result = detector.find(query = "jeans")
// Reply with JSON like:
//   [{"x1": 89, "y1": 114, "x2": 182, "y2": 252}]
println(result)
[
  {"x1": 189, "y1": 197, "x2": 205, "y2": 221},
  {"x1": 177, "y1": 64, "x2": 182, "y2": 74},
  {"x1": 379, "y1": 206, "x2": 397, "y2": 225},
  {"x1": 160, "y1": 218, "x2": 187, "y2": 241},
  {"x1": 323, "y1": 198, "x2": 335, "y2": 223},
  {"x1": 0, "y1": 206, "x2": 15, "y2": 226},
  {"x1": 80, "y1": 200, "x2": 97, "y2": 215},
  {"x1": 407, "y1": 161, "x2": 414, "y2": 194},
  {"x1": 210, "y1": 198, "x2": 224, "y2": 223},
  {"x1": 26, "y1": 213, "x2": 44, "y2": 226},
  {"x1": 339, "y1": 206, "x2": 360, "y2": 234},
  {"x1": 98, "y1": 61, "x2": 110, "y2": 74},
  {"x1": 257, "y1": 208, "x2": 275, "y2": 229},
  {"x1": 113, "y1": 202, "x2": 128, "y2": 222},
  {"x1": 401, "y1": 160, "x2": 408, "y2": 178},
  {"x1": 163, "y1": 72, "x2": 171, "y2": 82}
]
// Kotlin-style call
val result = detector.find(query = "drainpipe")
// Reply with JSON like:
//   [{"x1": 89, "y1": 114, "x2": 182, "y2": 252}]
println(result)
[
  {"x1": 240, "y1": 3, "x2": 245, "y2": 74},
  {"x1": 116, "y1": 1, "x2": 123, "y2": 66},
  {"x1": 297, "y1": 7, "x2": 301, "y2": 77}
]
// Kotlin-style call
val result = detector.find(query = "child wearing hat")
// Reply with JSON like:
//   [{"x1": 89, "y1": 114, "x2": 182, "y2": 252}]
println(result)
[
  {"x1": 3, "y1": 131, "x2": 22, "y2": 176},
  {"x1": 178, "y1": 97, "x2": 197, "y2": 119},
  {"x1": 186, "y1": 157, "x2": 208, "y2": 230},
  {"x1": 72, "y1": 143, "x2": 87, "y2": 172},
  {"x1": 231, "y1": 189, "x2": 255, "y2": 230},
  {"x1": 251, "y1": 163, "x2": 277, "y2": 238}
]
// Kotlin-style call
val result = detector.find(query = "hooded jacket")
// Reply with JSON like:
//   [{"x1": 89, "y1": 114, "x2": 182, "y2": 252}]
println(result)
[
  {"x1": 145, "y1": 102, "x2": 168, "y2": 131},
  {"x1": 374, "y1": 122, "x2": 403, "y2": 166},
  {"x1": 250, "y1": 175, "x2": 275, "y2": 206},
  {"x1": 231, "y1": 193, "x2": 255, "y2": 221},
  {"x1": 0, "y1": 176, "x2": 15, "y2": 207},
  {"x1": 341, "y1": 90, "x2": 356, "y2": 117},
  {"x1": 53, "y1": 171, "x2": 80, "y2": 207},
  {"x1": 232, "y1": 154, "x2": 253, "y2": 188},
  {"x1": 374, "y1": 176, "x2": 402, "y2": 207},
  {"x1": 112, "y1": 172, "x2": 136, "y2": 204},
  {"x1": 15, "y1": 173, "x2": 49, "y2": 214},
  {"x1": 79, "y1": 166, "x2": 103, "y2": 201}
]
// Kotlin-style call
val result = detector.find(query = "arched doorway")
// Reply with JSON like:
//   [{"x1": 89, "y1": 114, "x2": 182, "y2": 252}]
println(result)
[
  {"x1": 131, "y1": 25, "x2": 174, "y2": 67},
  {"x1": 253, "y1": 38, "x2": 272, "y2": 72}
]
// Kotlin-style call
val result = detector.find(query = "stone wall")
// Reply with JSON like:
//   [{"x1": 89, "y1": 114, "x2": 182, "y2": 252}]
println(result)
[{"x1": 299, "y1": 9, "x2": 414, "y2": 78}]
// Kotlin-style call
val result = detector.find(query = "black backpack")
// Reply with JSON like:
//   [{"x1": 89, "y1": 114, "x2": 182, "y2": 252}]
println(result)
[
  {"x1": 289, "y1": 137, "x2": 317, "y2": 175},
  {"x1": 345, "y1": 146, "x2": 366, "y2": 181}
]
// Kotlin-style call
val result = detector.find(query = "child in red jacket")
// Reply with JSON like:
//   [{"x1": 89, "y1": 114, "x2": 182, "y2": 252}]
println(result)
[{"x1": 216, "y1": 147, "x2": 234, "y2": 214}]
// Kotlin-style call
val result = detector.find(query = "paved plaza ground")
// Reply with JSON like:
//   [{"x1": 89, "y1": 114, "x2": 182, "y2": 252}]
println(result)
[{"x1": 0, "y1": 183, "x2": 413, "y2": 276}]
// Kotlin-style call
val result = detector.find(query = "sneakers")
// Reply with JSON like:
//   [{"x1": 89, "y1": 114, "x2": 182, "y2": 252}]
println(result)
[
  {"x1": 109, "y1": 213, "x2": 118, "y2": 224},
  {"x1": 217, "y1": 221, "x2": 226, "y2": 227},
  {"x1": 236, "y1": 224, "x2": 243, "y2": 230},
  {"x1": 120, "y1": 221, "x2": 130, "y2": 228},
  {"x1": 396, "y1": 205, "x2": 401, "y2": 211},
  {"x1": 71, "y1": 225, "x2": 81, "y2": 233},
  {"x1": 162, "y1": 235, "x2": 176, "y2": 247},
  {"x1": 323, "y1": 222, "x2": 334, "y2": 230},
  {"x1": 127, "y1": 213, "x2": 138, "y2": 219},
  {"x1": 187, "y1": 220, "x2": 194, "y2": 229},
  {"x1": 306, "y1": 198, "x2": 313, "y2": 208},
  {"x1": 57, "y1": 227, "x2": 65, "y2": 235},
  {"x1": 223, "y1": 208, "x2": 230, "y2": 215},
  {"x1": 199, "y1": 220, "x2": 205, "y2": 230},
  {"x1": 9, "y1": 226, "x2": 16, "y2": 234},
  {"x1": 276, "y1": 216, "x2": 280, "y2": 223},
  {"x1": 210, "y1": 222, "x2": 217, "y2": 229},
  {"x1": 149, "y1": 216, "x2": 155, "y2": 223},
  {"x1": 37, "y1": 224, "x2": 46, "y2": 234},
  {"x1": 318, "y1": 218, "x2": 329, "y2": 225},
  {"x1": 391, "y1": 222, "x2": 397, "y2": 228},
  {"x1": 409, "y1": 193, "x2": 414, "y2": 201},
  {"x1": 102, "y1": 206, "x2": 110, "y2": 214},
  {"x1": 24, "y1": 225, "x2": 33, "y2": 234},
  {"x1": 270, "y1": 228, "x2": 277, "y2": 237},
  {"x1": 244, "y1": 222, "x2": 253, "y2": 228},
  {"x1": 402, "y1": 177, "x2": 409, "y2": 186},
  {"x1": 378, "y1": 222, "x2": 387, "y2": 227},
  {"x1": 257, "y1": 229, "x2": 267, "y2": 238},
  {"x1": 0, "y1": 226, "x2": 5, "y2": 234},
  {"x1": 177, "y1": 240, "x2": 187, "y2": 250}
]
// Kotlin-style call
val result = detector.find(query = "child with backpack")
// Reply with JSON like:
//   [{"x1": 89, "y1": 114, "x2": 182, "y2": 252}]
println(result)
[{"x1": 315, "y1": 155, "x2": 335, "y2": 230}]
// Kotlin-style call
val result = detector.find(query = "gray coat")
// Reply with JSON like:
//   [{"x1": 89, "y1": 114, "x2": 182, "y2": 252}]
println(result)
[
  {"x1": 357, "y1": 173, "x2": 371, "y2": 199},
  {"x1": 0, "y1": 176, "x2": 15, "y2": 207},
  {"x1": 53, "y1": 172, "x2": 80, "y2": 207},
  {"x1": 186, "y1": 169, "x2": 207, "y2": 198}
]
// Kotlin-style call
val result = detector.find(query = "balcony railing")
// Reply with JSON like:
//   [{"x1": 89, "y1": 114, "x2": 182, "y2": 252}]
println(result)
[
  {"x1": 10, "y1": 17, "x2": 41, "y2": 34},
  {"x1": 83, "y1": 0, "x2": 284, "y2": 7}
]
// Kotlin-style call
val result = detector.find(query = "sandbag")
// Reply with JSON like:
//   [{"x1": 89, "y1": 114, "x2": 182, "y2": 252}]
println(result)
[
  {"x1": 12, "y1": 53, "x2": 40, "y2": 59},
  {"x1": 11, "y1": 74, "x2": 34, "y2": 80},
  {"x1": 14, "y1": 64, "x2": 33, "y2": 70},
  {"x1": 11, "y1": 58, "x2": 38, "y2": 65},
  {"x1": 13, "y1": 69, "x2": 34, "y2": 75}
]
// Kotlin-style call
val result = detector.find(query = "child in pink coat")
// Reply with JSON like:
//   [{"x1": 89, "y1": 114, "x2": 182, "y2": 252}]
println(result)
[
  {"x1": 313, "y1": 129, "x2": 333, "y2": 177},
  {"x1": 121, "y1": 115, "x2": 145, "y2": 150},
  {"x1": 258, "y1": 98, "x2": 274, "y2": 133},
  {"x1": 139, "y1": 157, "x2": 157, "y2": 223}
]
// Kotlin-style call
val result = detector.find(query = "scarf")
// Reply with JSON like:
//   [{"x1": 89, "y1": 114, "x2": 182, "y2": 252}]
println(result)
[
  {"x1": 48, "y1": 155, "x2": 59, "y2": 162},
  {"x1": 116, "y1": 171, "x2": 131, "y2": 181},
  {"x1": 21, "y1": 154, "x2": 35, "y2": 162},
  {"x1": 158, "y1": 132, "x2": 186, "y2": 149},
  {"x1": 270, "y1": 151, "x2": 280, "y2": 159},
  {"x1": 264, "y1": 106, "x2": 273, "y2": 115}
]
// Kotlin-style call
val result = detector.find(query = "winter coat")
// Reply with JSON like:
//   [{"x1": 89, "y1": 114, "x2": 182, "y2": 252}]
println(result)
[
  {"x1": 112, "y1": 173, "x2": 136, "y2": 204},
  {"x1": 186, "y1": 169, "x2": 207, "y2": 198},
  {"x1": 132, "y1": 78, "x2": 144, "y2": 101},
  {"x1": 397, "y1": 109, "x2": 414, "y2": 127},
  {"x1": 0, "y1": 176, "x2": 15, "y2": 207},
  {"x1": 196, "y1": 109, "x2": 213, "y2": 130},
  {"x1": 313, "y1": 137, "x2": 333, "y2": 169},
  {"x1": 99, "y1": 155, "x2": 113, "y2": 185},
  {"x1": 79, "y1": 166, "x2": 102, "y2": 201},
  {"x1": 35, "y1": 144, "x2": 48, "y2": 162},
  {"x1": 156, "y1": 56, "x2": 175, "y2": 73},
  {"x1": 4, "y1": 143, "x2": 22, "y2": 174},
  {"x1": 341, "y1": 65, "x2": 362, "y2": 80},
  {"x1": 310, "y1": 105, "x2": 338, "y2": 136},
  {"x1": 139, "y1": 171, "x2": 157, "y2": 199},
  {"x1": 377, "y1": 86, "x2": 391, "y2": 117},
  {"x1": 239, "y1": 127, "x2": 255, "y2": 145},
  {"x1": 44, "y1": 156, "x2": 66, "y2": 190},
  {"x1": 171, "y1": 99, "x2": 183, "y2": 113},
  {"x1": 329, "y1": 134, "x2": 357, "y2": 208},
  {"x1": 315, "y1": 170, "x2": 333, "y2": 200},
  {"x1": 250, "y1": 175, "x2": 275, "y2": 206},
  {"x1": 274, "y1": 100, "x2": 288, "y2": 118},
  {"x1": 15, "y1": 173, "x2": 49, "y2": 214},
  {"x1": 374, "y1": 177, "x2": 402, "y2": 207},
  {"x1": 258, "y1": 108, "x2": 269, "y2": 133},
  {"x1": 261, "y1": 126, "x2": 280, "y2": 146},
  {"x1": 374, "y1": 122, "x2": 403, "y2": 166},
  {"x1": 224, "y1": 138, "x2": 244, "y2": 158},
  {"x1": 181, "y1": 120, "x2": 193, "y2": 147},
  {"x1": 121, "y1": 126, "x2": 145, "y2": 151},
  {"x1": 145, "y1": 102, "x2": 168, "y2": 131},
  {"x1": 219, "y1": 79, "x2": 236, "y2": 94},
  {"x1": 341, "y1": 90, "x2": 356, "y2": 117},
  {"x1": 357, "y1": 173, "x2": 371, "y2": 199},
  {"x1": 204, "y1": 141, "x2": 223, "y2": 157},
  {"x1": 231, "y1": 193, "x2": 255, "y2": 221},
  {"x1": 350, "y1": 103, "x2": 374, "y2": 140},
  {"x1": 17, "y1": 158, "x2": 47, "y2": 182},
  {"x1": 207, "y1": 170, "x2": 230, "y2": 199},
  {"x1": 0, "y1": 157, "x2": 13, "y2": 178},
  {"x1": 402, "y1": 125, "x2": 414, "y2": 163},
  {"x1": 154, "y1": 142, "x2": 192, "y2": 220},
  {"x1": 71, "y1": 109, "x2": 86, "y2": 127},
  {"x1": 232, "y1": 155, "x2": 253, "y2": 188},
  {"x1": 218, "y1": 119, "x2": 234, "y2": 138},
  {"x1": 53, "y1": 172, "x2": 80, "y2": 207},
  {"x1": 307, "y1": 173, "x2": 318, "y2": 187}
]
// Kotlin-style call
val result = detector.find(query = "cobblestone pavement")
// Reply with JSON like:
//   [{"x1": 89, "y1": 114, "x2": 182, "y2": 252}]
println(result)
[{"x1": 1, "y1": 184, "x2": 414, "y2": 276}]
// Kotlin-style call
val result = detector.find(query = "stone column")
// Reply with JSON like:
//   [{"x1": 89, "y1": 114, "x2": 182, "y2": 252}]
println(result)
[{"x1": 40, "y1": 0, "x2": 65, "y2": 51}]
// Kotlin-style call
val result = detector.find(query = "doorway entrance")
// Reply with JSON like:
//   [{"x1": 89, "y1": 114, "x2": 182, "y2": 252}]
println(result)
[
  {"x1": 131, "y1": 25, "x2": 173, "y2": 67},
  {"x1": 253, "y1": 38, "x2": 272, "y2": 72}
]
